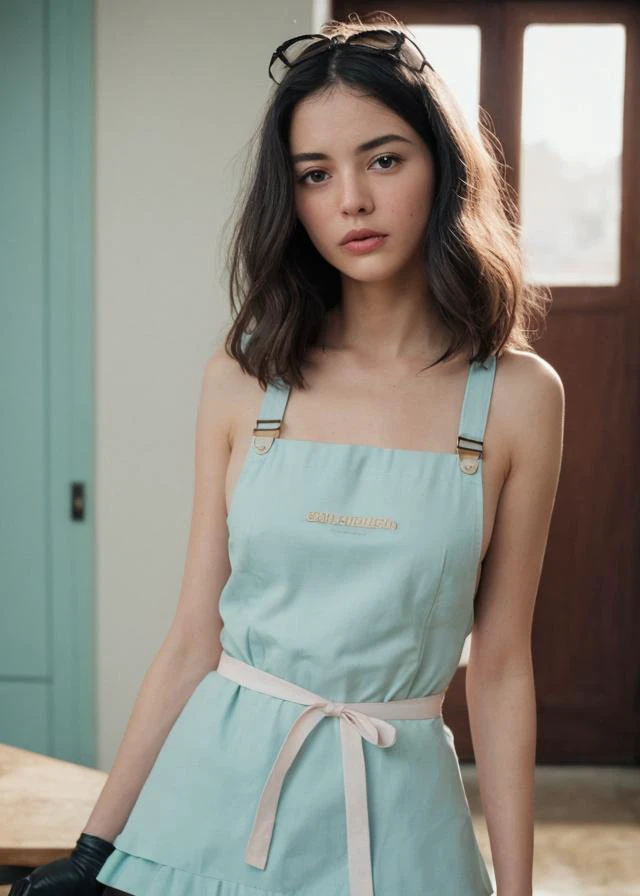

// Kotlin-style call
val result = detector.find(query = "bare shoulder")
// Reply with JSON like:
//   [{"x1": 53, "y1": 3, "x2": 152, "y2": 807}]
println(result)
[
  {"x1": 201, "y1": 340, "x2": 263, "y2": 450},
  {"x1": 496, "y1": 347, "x2": 564, "y2": 394},
  {"x1": 494, "y1": 348, "x2": 565, "y2": 473}
]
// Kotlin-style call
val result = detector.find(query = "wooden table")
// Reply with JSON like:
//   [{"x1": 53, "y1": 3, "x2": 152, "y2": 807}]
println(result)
[{"x1": 0, "y1": 742, "x2": 108, "y2": 891}]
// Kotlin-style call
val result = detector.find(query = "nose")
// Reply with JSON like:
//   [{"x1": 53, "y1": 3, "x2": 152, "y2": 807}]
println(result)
[{"x1": 339, "y1": 173, "x2": 373, "y2": 217}]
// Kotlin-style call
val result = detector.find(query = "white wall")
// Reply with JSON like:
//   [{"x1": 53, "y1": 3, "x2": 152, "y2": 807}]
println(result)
[{"x1": 95, "y1": 0, "x2": 320, "y2": 770}]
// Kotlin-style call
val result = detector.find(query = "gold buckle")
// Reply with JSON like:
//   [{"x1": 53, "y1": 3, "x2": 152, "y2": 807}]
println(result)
[
  {"x1": 253, "y1": 418, "x2": 281, "y2": 455},
  {"x1": 456, "y1": 435, "x2": 483, "y2": 475}
]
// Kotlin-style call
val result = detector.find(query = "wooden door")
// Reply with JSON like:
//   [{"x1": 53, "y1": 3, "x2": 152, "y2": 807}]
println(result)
[{"x1": 332, "y1": 0, "x2": 640, "y2": 763}]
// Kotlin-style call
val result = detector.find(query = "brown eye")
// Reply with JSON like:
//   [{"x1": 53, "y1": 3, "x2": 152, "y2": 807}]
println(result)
[
  {"x1": 373, "y1": 153, "x2": 401, "y2": 170},
  {"x1": 297, "y1": 169, "x2": 328, "y2": 185}
]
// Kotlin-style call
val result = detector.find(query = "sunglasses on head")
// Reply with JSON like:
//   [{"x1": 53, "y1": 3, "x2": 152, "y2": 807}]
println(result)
[{"x1": 268, "y1": 28, "x2": 434, "y2": 85}]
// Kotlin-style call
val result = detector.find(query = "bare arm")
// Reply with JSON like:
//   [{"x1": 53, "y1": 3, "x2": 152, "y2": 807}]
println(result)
[
  {"x1": 83, "y1": 345, "x2": 236, "y2": 841},
  {"x1": 466, "y1": 353, "x2": 565, "y2": 896}
]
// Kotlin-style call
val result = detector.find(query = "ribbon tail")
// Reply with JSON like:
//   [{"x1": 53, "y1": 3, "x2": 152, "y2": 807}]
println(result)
[
  {"x1": 339, "y1": 717, "x2": 375, "y2": 896},
  {"x1": 244, "y1": 706, "x2": 325, "y2": 869}
]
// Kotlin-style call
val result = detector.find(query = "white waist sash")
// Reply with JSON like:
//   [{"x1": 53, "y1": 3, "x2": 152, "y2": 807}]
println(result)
[{"x1": 215, "y1": 649, "x2": 446, "y2": 896}]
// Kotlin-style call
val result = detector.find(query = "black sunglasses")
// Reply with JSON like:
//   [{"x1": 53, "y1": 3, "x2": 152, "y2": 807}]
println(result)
[{"x1": 268, "y1": 28, "x2": 434, "y2": 85}]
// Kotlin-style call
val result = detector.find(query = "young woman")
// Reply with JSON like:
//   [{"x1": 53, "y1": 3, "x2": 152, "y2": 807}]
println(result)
[{"x1": 11, "y1": 12, "x2": 564, "y2": 896}]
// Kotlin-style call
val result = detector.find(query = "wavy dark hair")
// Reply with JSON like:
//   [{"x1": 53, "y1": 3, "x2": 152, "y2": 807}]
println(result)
[{"x1": 221, "y1": 10, "x2": 551, "y2": 390}]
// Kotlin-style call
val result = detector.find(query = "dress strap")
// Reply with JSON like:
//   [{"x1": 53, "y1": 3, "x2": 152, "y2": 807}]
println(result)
[
  {"x1": 240, "y1": 332, "x2": 292, "y2": 456},
  {"x1": 256, "y1": 380, "x2": 290, "y2": 422},
  {"x1": 252, "y1": 379, "x2": 291, "y2": 455},
  {"x1": 456, "y1": 355, "x2": 497, "y2": 475}
]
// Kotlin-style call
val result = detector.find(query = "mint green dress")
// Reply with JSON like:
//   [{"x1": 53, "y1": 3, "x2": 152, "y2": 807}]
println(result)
[{"x1": 96, "y1": 337, "x2": 496, "y2": 896}]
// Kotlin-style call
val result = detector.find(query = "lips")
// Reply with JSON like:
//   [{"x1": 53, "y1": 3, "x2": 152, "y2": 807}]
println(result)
[{"x1": 340, "y1": 228, "x2": 387, "y2": 245}]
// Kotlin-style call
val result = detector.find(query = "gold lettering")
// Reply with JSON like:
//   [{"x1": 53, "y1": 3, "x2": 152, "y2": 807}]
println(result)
[{"x1": 305, "y1": 511, "x2": 398, "y2": 530}]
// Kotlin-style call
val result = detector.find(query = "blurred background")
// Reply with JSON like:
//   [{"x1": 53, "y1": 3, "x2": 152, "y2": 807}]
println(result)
[{"x1": 1, "y1": 0, "x2": 639, "y2": 893}]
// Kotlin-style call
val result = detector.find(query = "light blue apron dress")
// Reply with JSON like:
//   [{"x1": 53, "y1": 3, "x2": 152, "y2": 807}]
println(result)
[{"x1": 96, "y1": 335, "x2": 497, "y2": 896}]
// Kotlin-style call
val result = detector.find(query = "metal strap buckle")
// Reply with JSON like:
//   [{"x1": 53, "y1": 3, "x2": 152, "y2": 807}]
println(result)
[
  {"x1": 456, "y1": 434, "x2": 483, "y2": 475},
  {"x1": 253, "y1": 418, "x2": 281, "y2": 454}
]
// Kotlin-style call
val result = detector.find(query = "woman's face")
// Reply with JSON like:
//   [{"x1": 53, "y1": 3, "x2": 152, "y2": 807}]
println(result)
[{"x1": 289, "y1": 85, "x2": 435, "y2": 283}]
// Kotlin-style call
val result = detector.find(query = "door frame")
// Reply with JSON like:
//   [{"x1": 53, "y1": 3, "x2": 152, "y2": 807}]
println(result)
[{"x1": 47, "y1": 0, "x2": 96, "y2": 764}]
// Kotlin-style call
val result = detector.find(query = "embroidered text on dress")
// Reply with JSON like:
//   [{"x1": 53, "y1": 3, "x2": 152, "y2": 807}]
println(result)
[{"x1": 305, "y1": 511, "x2": 398, "y2": 530}]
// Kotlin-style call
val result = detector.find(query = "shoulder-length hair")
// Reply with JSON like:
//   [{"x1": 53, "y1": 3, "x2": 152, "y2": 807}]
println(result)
[{"x1": 222, "y1": 11, "x2": 551, "y2": 390}]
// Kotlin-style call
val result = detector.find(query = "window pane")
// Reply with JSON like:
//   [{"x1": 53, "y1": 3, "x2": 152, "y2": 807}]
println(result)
[
  {"x1": 410, "y1": 25, "x2": 481, "y2": 135},
  {"x1": 520, "y1": 24, "x2": 625, "y2": 286}
]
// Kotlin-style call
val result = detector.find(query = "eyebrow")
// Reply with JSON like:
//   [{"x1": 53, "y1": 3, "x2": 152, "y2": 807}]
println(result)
[{"x1": 290, "y1": 133, "x2": 413, "y2": 164}]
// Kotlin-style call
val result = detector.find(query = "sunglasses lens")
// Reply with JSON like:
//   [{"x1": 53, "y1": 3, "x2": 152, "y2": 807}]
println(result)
[
  {"x1": 355, "y1": 32, "x2": 426, "y2": 73},
  {"x1": 270, "y1": 37, "x2": 328, "y2": 82},
  {"x1": 350, "y1": 31, "x2": 399, "y2": 51},
  {"x1": 284, "y1": 37, "x2": 328, "y2": 63}
]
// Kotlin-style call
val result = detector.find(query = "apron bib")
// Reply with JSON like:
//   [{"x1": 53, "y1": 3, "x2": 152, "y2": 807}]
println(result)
[{"x1": 97, "y1": 333, "x2": 497, "y2": 896}]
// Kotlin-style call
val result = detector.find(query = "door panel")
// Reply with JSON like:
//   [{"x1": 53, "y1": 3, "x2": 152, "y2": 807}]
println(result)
[
  {"x1": 0, "y1": 0, "x2": 95, "y2": 763},
  {"x1": 333, "y1": 0, "x2": 640, "y2": 762}
]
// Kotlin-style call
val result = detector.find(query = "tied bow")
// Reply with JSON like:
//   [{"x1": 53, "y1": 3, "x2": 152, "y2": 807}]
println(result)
[{"x1": 244, "y1": 698, "x2": 398, "y2": 896}]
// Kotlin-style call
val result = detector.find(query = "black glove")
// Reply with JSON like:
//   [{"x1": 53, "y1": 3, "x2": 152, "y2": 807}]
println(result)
[{"x1": 8, "y1": 831, "x2": 116, "y2": 895}]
